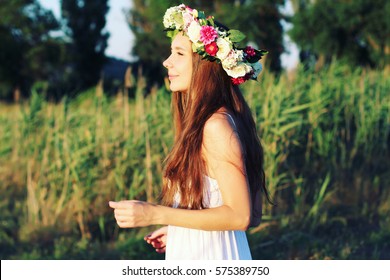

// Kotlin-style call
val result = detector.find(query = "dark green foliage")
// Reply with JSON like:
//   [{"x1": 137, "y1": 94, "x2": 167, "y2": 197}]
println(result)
[
  {"x1": 0, "y1": 0, "x2": 62, "y2": 100},
  {"x1": 128, "y1": 0, "x2": 177, "y2": 88},
  {"x1": 0, "y1": 0, "x2": 110, "y2": 100},
  {"x1": 216, "y1": 0, "x2": 285, "y2": 72},
  {"x1": 61, "y1": 0, "x2": 110, "y2": 91},
  {"x1": 289, "y1": 0, "x2": 390, "y2": 68}
]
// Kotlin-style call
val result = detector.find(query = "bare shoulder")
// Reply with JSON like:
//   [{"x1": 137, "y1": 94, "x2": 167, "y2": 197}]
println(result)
[
  {"x1": 203, "y1": 111, "x2": 243, "y2": 163},
  {"x1": 203, "y1": 111, "x2": 235, "y2": 139}
]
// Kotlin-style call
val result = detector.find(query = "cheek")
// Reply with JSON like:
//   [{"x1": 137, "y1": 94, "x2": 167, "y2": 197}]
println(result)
[
  {"x1": 186, "y1": 70, "x2": 192, "y2": 83},
  {"x1": 185, "y1": 60, "x2": 193, "y2": 81}
]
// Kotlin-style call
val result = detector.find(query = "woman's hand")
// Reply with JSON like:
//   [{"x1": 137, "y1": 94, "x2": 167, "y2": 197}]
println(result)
[
  {"x1": 108, "y1": 200, "x2": 157, "y2": 228},
  {"x1": 144, "y1": 226, "x2": 168, "y2": 253}
]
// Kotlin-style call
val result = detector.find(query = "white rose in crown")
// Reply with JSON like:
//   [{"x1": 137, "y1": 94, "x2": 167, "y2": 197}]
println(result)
[
  {"x1": 222, "y1": 50, "x2": 240, "y2": 69},
  {"x1": 187, "y1": 21, "x2": 202, "y2": 43},
  {"x1": 164, "y1": 5, "x2": 185, "y2": 30},
  {"x1": 216, "y1": 37, "x2": 232, "y2": 60},
  {"x1": 224, "y1": 63, "x2": 252, "y2": 78},
  {"x1": 236, "y1": 50, "x2": 244, "y2": 61},
  {"x1": 163, "y1": 7, "x2": 177, "y2": 28}
]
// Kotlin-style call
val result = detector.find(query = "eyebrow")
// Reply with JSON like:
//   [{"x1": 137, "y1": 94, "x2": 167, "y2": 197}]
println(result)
[{"x1": 171, "y1": 46, "x2": 187, "y2": 52}]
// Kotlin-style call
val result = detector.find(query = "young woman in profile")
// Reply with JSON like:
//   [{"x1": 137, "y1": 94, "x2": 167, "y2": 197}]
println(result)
[{"x1": 109, "y1": 4, "x2": 271, "y2": 260}]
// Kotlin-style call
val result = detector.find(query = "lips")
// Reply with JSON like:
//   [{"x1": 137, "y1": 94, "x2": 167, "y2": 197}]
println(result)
[{"x1": 168, "y1": 74, "x2": 178, "y2": 80}]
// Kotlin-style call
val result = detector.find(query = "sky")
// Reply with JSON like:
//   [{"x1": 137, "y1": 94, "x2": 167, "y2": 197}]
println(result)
[{"x1": 38, "y1": 0, "x2": 298, "y2": 69}]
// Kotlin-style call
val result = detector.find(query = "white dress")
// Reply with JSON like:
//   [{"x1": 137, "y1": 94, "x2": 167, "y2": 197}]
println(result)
[{"x1": 165, "y1": 175, "x2": 252, "y2": 260}]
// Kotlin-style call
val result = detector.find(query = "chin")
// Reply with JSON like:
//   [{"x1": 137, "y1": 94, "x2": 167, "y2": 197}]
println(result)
[{"x1": 169, "y1": 84, "x2": 188, "y2": 93}]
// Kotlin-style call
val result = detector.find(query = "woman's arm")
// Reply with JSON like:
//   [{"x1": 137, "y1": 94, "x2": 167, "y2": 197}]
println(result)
[{"x1": 109, "y1": 113, "x2": 251, "y2": 231}]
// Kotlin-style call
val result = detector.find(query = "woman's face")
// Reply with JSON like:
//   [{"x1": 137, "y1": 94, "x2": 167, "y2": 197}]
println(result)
[{"x1": 163, "y1": 33, "x2": 193, "y2": 93}]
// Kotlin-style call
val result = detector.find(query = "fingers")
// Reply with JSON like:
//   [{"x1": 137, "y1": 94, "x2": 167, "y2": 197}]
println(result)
[
  {"x1": 112, "y1": 209, "x2": 131, "y2": 224},
  {"x1": 144, "y1": 234, "x2": 163, "y2": 244},
  {"x1": 108, "y1": 201, "x2": 117, "y2": 208},
  {"x1": 144, "y1": 226, "x2": 168, "y2": 253},
  {"x1": 110, "y1": 200, "x2": 165, "y2": 253},
  {"x1": 113, "y1": 208, "x2": 130, "y2": 217},
  {"x1": 150, "y1": 240, "x2": 165, "y2": 249},
  {"x1": 145, "y1": 226, "x2": 167, "y2": 240},
  {"x1": 109, "y1": 201, "x2": 127, "y2": 209},
  {"x1": 145, "y1": 237, "x2": 164, "y2": 247},
  {"x1": 148, "y1": 240, "x2": 166, "y2": 253},
  {"x1": 109, "y1": 200, "x2": 149, "y2": 228},
  {"x1": 156, "y1": 247, "x2": 166, "y2": 253},
  {"x1": 109, "y1": 200, "x2": 137, "y2": 209}
]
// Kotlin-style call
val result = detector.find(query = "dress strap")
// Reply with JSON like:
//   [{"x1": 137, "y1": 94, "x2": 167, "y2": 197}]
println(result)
[
  {"x1": 220, "y1": 112, "x2": 238, "y2": 132},
  {"x1": 220, "y1": 111, "x2": 246, "y2": 155}
]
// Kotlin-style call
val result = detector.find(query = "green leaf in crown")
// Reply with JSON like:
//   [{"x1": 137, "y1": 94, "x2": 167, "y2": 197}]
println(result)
[
  {"x1": 172, "y1": 13, "x2": 184, "y2": 27},
  {"x1": 166, "y1": 29, "x2": 179, "y2": 40},
  {"x1": 208, "y1": 16, "x2": 215, "y2": 27},
  {"x1": 228, "y1": 30, "x2": 246, "y2": 43},
  {"x1": 197, "y1": 11, "x2": 206, "y2": 19}
]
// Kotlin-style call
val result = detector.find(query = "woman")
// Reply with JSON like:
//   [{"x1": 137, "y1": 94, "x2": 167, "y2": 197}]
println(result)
[{"x1": 109, "y1": 4, "x2": 271, "y2": 260}]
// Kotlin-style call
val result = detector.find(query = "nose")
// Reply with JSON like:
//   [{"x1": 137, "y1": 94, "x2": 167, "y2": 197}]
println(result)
[{"x1": 163, "y1": 55, "x2": 172, "y2": 69}]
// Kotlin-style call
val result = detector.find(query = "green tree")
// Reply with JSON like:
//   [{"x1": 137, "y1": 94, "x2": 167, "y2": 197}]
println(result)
[
  {"x1": 289, "y1": 0, "x2": 390, "y2": 69},
  {"x1": 61, "y1": 0, "x2": 109, "y2": 91},
  {"x1": 127, "y1": 0, "x2": 285, "y2": 86},
  {"x1": 0, "y1": 0, "x2": 61, "y2": 100},
  {"x1": 216, "y1": 0, "x2": 285, "y2": 72},
  {"x1": 127, "y1": 0, "x2": 176, "y2": 88}
]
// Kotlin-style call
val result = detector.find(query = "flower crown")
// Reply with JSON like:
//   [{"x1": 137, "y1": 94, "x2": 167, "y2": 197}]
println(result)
[{"x1": 163, "y1": 4, "x2": 267, "y2": 85}]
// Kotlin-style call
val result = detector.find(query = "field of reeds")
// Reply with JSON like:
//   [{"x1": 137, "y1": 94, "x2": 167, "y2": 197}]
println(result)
[{"x1": 1, "y1": 63, "x2": 389, "y2": 259}]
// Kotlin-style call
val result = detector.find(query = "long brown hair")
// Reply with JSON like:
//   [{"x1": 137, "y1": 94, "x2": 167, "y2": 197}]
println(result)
[{"x1": 162, "y1": 51, "x2": 271, "y2": 217}]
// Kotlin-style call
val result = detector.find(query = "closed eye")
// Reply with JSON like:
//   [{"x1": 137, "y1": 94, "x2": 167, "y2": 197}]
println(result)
[{"x1": 171, "y1": 47, "x2": 186, "y2": 56}]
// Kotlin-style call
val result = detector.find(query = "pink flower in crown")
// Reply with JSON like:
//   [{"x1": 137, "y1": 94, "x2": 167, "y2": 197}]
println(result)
[
  {"x1": 205, "y1": 42, "x2": 218, "y2": 56},
  {"x1": 244, "y1": 46, "x2": 256, "y2": 58},
  {"x1": 200, "y1": 25, "x2": 218, "y2": 45}
]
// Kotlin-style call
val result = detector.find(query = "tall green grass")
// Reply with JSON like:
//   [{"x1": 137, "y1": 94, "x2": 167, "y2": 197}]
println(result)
[{"x1": 0, "y1": 62, "x2": 389, "y2": 259}]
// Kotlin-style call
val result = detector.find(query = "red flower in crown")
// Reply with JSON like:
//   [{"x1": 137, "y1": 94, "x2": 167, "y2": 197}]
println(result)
[
  {"x1": 205, "y1": 42, "x2": 218, "y2": 56},
  {"x1": 244, "y1": 46, "x2": 256, "y2": 58},
  {"x1": 231, "y1": 77, "x2": 246, "y2": 85},
  {"x1": 231, "y1": 70, "x2": 254, "y2": 85}
]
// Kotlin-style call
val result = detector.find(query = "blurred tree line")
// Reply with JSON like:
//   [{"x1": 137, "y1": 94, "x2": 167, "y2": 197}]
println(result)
[
  {"x1": 289, "y1": 0, "x2": 390, "y2": 69},
  {"x1": 0, "y1": 0, "x2": 389, "y2": 101},
  {"x1": 0, "y1": 0, "x2": 109, "y2": 101}
]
